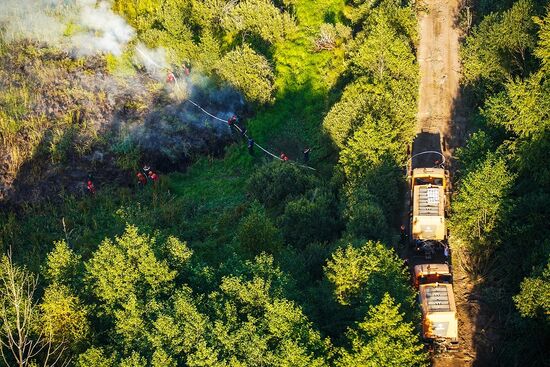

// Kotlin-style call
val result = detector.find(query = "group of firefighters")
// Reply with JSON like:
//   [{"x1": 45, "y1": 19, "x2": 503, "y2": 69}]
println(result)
[
  {"x1": 280, "y1": 146, "x2": 311, "y2": 163},
  {"x1": 85, "y1": 61, "x2": 312, "y2": 196},
  {"x1": 166, "y1": 61, "x2": 191, "y2": 84},
  {"x1": 136, "y1": 165, "x2": 159, "y2": 187},
  {"x1": 85, "y1": 115, "x2": 311, "y2": 196},
  {"x1": 86, "y1": 165, "x2": 159, "y2": 195},
  {"x1": 165, "y1": 62, "x2": 312, "y2": 165}
]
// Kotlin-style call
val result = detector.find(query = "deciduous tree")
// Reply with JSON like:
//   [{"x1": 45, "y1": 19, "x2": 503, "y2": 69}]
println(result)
[
  {"x1": 324, "y1": 242, "x2": 413, "y2": 311},
  {"x1": 514, "y1": 257, "x2": 550, "y2": 321},
  {"x1": 280, "y1": 191, "x2": 342, "y2": 247},
  {"x1": 237, "y1": 203, "x2": 283, "y2": 254},
  {"x1": 85, "y1": 225, "x2": 176, "y2": 309},
  {"x1": 246, "y1": 162, "x2": 315, "y2": 208},
  {"x1": 215, "y1": 44, "x2": 275, "y2": 104},
  {"x1": 0, "y1": 255, "x2": 69, "y2": 367}
]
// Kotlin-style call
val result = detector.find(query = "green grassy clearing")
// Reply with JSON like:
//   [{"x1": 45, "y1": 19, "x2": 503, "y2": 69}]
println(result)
[{"x1": 166, "y1": 0, "x2": 347, "y2": 223}]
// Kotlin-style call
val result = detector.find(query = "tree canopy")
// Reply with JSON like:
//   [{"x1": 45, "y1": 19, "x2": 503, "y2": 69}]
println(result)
[
  {"x1": 452, "y1": 2, "x2": 550, "y2": 364},
  {"x1": 337, "y1": 294, "x2": 427, "y2": 367},
  {"x1": 0, "y1": 0, "x2": 434, "y2": 365}
]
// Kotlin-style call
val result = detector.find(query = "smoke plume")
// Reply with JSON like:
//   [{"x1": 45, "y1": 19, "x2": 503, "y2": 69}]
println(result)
[
  {"x1": 0, "y1": 0, "x2": 246, "y2": 173},
  {"x1": 70, "y1": 1, "x2": 135, "y2": 56},
  {"x1": 135, "y1": 44, "x2": 171, "y2": 81},
  {"x1": 129, "y1": 77, "x2": 245, "y2": 169},
  {"x1": 0, "y1": 0, "x2": 134, "y2": 56}
]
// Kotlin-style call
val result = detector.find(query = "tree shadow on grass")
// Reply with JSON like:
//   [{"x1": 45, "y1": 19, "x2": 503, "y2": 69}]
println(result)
[{"x1": 249, "y1": 78, "x2": 339, "y2": 172}]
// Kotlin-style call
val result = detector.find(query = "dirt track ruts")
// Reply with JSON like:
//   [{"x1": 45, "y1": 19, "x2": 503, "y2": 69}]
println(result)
[{"x1": 415, "y1": 1, "x2": 476, "y2": 366}]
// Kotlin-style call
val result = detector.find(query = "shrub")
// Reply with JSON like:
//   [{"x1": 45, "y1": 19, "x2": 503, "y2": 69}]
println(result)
[
  {"x1": 280, "y1": 191, "x2": 342, "y2": 247},
  {"x1": 215, "y1": 44, "x2": 275, "y2": 104},
  {"x1": 246, "y1": 162, "x2": 316, "y2": 208},
  {"x1": 237, "y1": 203, "x2": 283, "y2": 254},
  {"x1": 345, "y1": 200, "x2": 389, "y2": 242},
  {"x1": 325, "y1": 241, "x2": 414, "y2": 311}
]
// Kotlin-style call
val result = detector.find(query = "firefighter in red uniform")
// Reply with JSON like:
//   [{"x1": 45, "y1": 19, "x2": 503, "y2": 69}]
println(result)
[
  {"x1": 228, "y1": 115, "x2": 237, "y2": 127},
  {"x1": 86, "y1": 179, "x2": 96, "y2": 195},
  {"x1": 137, "y1": 172, "x2": 147, "y2": 186},
  {"x1": 148, "y1": 170, "x2": 159, "y2": 183},
  {"x1": 280, "y1": 152, "x2": 289, "y2": 162},
  {"x1": 166, "y1": 72, "x2": 175, "y2": 83}
]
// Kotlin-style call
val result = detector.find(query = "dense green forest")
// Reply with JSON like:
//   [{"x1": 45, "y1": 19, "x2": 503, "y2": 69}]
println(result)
[
  {"x1": 0, "y1": 0, "x2": 426, "y2": 366},
  {"x1": 453, "y1": 0, "x2": 550, "y2": 364},
  {"x1": 0, "y1": 0, "x2": 549, "y2": 365}
]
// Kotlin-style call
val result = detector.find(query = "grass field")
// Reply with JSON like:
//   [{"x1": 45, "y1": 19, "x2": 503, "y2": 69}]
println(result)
[{"x1": 166, "y1": 0, "x2": 347, "y2": 221}]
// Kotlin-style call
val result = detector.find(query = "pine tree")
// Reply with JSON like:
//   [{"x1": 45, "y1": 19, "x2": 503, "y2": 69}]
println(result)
[{"x1": 337, "y1": 294, "x2": 427, "y2": 367}]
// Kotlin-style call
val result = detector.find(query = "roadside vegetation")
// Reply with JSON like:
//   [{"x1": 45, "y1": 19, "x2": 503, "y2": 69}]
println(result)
[
  {"x1": 0, "y1": 0, "x2": 428, "y2": 366},
  {"x1": 453, "y1": 0, "x2": 550, "y2": 364},
  {"x1": 5, "y1": 0, "x2": 549, "y2": 365}
]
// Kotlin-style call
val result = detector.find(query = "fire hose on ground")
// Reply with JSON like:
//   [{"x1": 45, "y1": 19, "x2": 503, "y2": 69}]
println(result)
[{"x1": 135, "y1": 48, "x2": 316, "y2": 171}]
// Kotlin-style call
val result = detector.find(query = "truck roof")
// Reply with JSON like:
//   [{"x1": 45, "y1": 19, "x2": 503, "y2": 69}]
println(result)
[
  {"x1": 419, "y1": 283, "x2": 456, "y2": 313},
  {"x1": 412, "y1": 183, "x2": 445, "y2": 240},
  {"x1": 425, "y1": 285, "x2": 451, "y2": 311},
  {"x1": 412, "y1": 167, "x2": 446, "y2": 177},
  {"x1": 416, "y1": 186, "x2": 442, "y2": 216},
  {"x1": 419, "y1": 283, "x2": 458, "y2": 340},
  {"x1": 414, "y1": 263, "x2": 451, "y2": 277}
]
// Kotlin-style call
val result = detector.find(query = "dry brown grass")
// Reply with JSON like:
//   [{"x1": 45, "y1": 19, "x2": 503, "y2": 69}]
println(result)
[{"x1": 0, "y1": 41, "x2": 154, "y2": 195}]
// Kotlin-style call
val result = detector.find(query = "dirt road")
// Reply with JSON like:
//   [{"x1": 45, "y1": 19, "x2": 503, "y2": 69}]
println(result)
[
  {"x1": 417, "y1": 0, "x2": 461, "y2": 138},
  {"x1": 415, "y1": 1, "x2": 477, "y2": 366}
]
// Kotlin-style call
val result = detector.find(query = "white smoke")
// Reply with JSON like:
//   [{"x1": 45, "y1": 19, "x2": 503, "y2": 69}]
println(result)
[
  {"x1": 0, "y1": 0, "x2": 67, "y2": 43},
  {"x1": 70, "y1": 1, "x2": 134, "y2": 55},
  {"x1": 134, "y1": 43, "x2": 196, "y2": 100},
  {"x1": 0, "y1": 0, "x2": 134, "y2": 56},
  {"x1": 0, "y1": 0, "x2": 246, "y2": 169},
  {"x1": 0, "y1": 0, "x2": 178, "y2": 81},
  {"x1": 135, "y1": 44, "x2": 168, "y2": 76}
]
